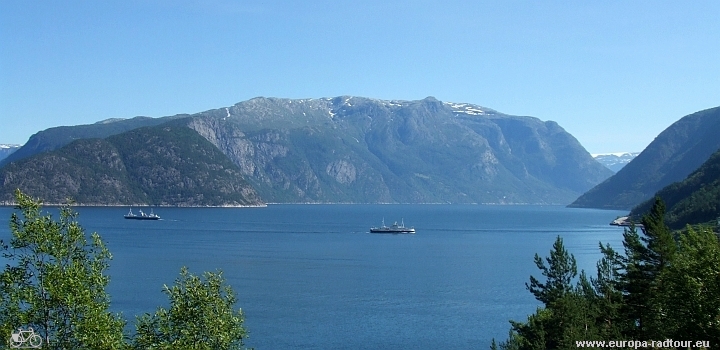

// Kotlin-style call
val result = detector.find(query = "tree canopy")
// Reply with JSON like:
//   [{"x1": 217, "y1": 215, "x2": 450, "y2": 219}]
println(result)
[
  {"x1": 0, "y1": 190, "x2": 248, "y2": 349},
  {"x1": 133, "y1": 267, "x2": 247, "y2": 350}
]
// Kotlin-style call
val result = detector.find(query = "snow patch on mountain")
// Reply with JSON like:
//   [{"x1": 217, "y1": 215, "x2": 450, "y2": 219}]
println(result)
[
  {"x1": 444, "y1": 102, "x2": 494, "y2": 116},
  {"x1": 95, "y1": 118, "x2": 127, "y2": 124}
]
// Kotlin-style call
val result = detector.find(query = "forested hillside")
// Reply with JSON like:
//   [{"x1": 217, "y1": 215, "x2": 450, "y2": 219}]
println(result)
[
  {"x1": 630, "y1": 148, "x2": 720, "y2": 229},
  {"x1": 0, "y1": 116, "x2": 187, "y2": 167}
]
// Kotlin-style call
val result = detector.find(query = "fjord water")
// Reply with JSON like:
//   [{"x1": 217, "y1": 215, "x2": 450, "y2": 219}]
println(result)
[{"x1": 0, "y1": 205, "x2": 626, "y2": 349}]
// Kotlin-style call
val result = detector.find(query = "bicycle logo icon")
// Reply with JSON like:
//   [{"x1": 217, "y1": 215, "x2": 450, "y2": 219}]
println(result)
[{"x1": 8, "y1": 327, "x2": 42, "y2": 348}]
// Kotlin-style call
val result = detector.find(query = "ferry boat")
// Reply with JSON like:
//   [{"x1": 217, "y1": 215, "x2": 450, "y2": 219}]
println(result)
[
  {"x1": 370, "y1": 218, "x2": 415, "y2": 234},
  {"x1": 124, "y1": 208, "x2": 160, "y2": 220}
]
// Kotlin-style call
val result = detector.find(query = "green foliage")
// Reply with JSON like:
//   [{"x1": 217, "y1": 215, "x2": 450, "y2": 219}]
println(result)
[
  {"x1": 1, "y1": 190, "x2": 250, "y2": 349},
  {"x1": 506, "y1": 237, "x2": 605, "y2": 349},
  {"x1": 618, "y1": 198, "x2": 677, "y2": 339},
  {"x1": 656, "y1": 226, "x2": 720, "y2": 343},
  {"x1": 526, "y1": 236, "x2": 577, "y2": 305},
  {"x1": 0, "y1": 189, "x2": 126, "y2": 349},
  {"x1": 639, "y1": 197, "x2": 676, "y2": 270},
  {"x1": 498, "y1": 197, "x2": 720, "y2": 348},
  {"x1": 590, "y1": 243, "x2": 625, "y2": 339},
  {"x1": 133, "y1": 267, "x2": 247, "y2": 350}
]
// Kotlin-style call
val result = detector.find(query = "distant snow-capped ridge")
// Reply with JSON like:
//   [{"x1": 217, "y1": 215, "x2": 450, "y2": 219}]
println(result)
[
  {"x1": 593, "y1": 152, "x2": 640, "y2": 172},
  {"x1": 0, "y1": 144, "x2": 21, "y2": 162},
  {"x1": 591, "y1": 152, "x2": 639, "y2": 158}
]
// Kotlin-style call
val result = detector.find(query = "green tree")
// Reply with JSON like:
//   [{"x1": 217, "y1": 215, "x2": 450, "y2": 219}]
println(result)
[
  {"x1": 0, "y1": 189, "x2": 126, "y2": 349},
  {"x1": 616, "y1": 223, "x2": 647, "y2": 338},
  {"x1": 133, "y1": 267, "x2": 247, "y2": 350},
  {"x1": 502, "y1": 236, "x2": 592, "y2": 350},
  {"x1": 589, "y1": 243, "x2": 625, "y2": 339},
  {"x1": 657, "y1": 226, "x2": 720, "y2": 343},
  {"x1": 619, "y1": 197, "x2": 677, "y2": 339},
  {"x1": 640, "y1": 197, "x2": 676, "y2": 275},
  {"x1": 526, "y1": 236, "x2": 577, "y2": 305}
]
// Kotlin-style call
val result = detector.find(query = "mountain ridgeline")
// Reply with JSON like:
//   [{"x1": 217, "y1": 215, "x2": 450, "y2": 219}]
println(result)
[
  {"x1": 570, "y1": 106, "x2": 720, "y2": 210},
  {"x1": 0, "y1": 124, "x2": 262, "y2": 206},
  {"x1": 184, "y1": 97, "x2": 611, "y2": 203},
  {"x1": 0, "y1": 116, "x2": 188, "y2": 168},
  {"x1": 1, "y1": 96, "x2": 612, "y2": 204}
]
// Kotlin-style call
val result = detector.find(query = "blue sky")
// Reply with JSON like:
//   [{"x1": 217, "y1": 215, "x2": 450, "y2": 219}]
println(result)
[{"x1": 1, "y1": 1, "x2": 719, "y2": 154}]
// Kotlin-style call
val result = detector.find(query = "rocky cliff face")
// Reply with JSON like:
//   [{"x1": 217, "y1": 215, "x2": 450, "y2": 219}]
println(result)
[{"x1": 185, "y1": 96, "x2": 611, "y2": 204}]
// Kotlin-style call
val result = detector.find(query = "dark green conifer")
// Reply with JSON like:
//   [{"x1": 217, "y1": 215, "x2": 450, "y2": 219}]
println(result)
[
  {"x1": 526, "y1": 236, "x2": 577, "y2": 305},
  {"x1": 619, "y1": 197, "x2": 677, "y2": 338},
  {"x1": 590, "y1": 243, "x2": 625, "y2": 339}
]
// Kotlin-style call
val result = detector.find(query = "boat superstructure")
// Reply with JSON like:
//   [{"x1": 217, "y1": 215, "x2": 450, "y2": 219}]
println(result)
[
  {"x1": 124, "y1": 208, "x2": 160, "y2": 220},
  {"x1": 370, "y1": 218, "x2": 415, "y2": 234}
]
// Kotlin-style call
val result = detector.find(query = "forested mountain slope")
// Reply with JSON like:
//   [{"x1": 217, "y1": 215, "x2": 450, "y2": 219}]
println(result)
[
  {"x1": 0, "y1": 116, "x2": 187, "y2": 167},
  {"x1": 0, "y1": 123, "x2": 262, "y2": 206},
  {"x1": 569, "y1": 106, "x2": 720, "y2": 210},
  {"x1": 630, "y1": 148, "x2": 720, "y2": 229}
]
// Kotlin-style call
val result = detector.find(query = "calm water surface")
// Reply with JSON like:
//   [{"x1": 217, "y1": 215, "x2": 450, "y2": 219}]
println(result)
[{"x1": 0, "y1": 204, "x2": 626, "y2": 349}]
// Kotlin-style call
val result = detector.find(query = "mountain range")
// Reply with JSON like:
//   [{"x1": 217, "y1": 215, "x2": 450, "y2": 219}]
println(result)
[
  {"x1": 183, "y1": 97, "x2": 612, "y2": 204},
  {"x1": 0, "y1": 96, "x2": 612, "y2": 205}
]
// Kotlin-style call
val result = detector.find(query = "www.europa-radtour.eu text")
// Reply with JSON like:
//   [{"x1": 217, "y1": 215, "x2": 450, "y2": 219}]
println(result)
[{"x1": 575, "y1": 339, "x2": 710, "y2": 348}]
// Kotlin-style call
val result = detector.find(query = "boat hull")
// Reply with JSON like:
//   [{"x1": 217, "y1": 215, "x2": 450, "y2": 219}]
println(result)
[
  {"x1": 124, "y1": 216, "x2": 160, "y2": 220},
  {"x1": 370, "y1": 229, "x2": 415, "y2": 234},
  {"x1": 369, "y1": 228, "x2": 415, "y2": 234}
]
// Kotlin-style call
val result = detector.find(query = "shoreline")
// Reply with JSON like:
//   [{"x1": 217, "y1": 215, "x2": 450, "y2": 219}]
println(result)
[
  {"x1": 0, "y1": 202, "x2": 586, "y2": 207},
  {"x1": 0, "y1": 203, "x2": 268, "y2": 208}
]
